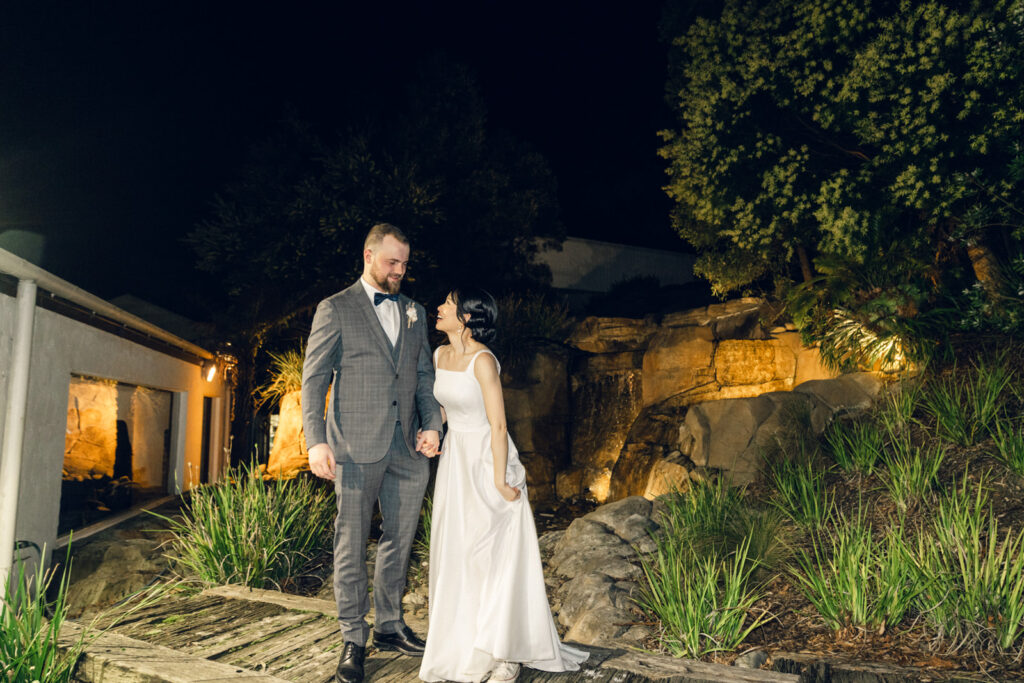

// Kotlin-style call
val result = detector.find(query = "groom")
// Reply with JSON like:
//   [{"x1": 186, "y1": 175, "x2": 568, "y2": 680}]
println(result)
[{"x1": 302, "y1": 223, "x2": 443, "y2": 683}]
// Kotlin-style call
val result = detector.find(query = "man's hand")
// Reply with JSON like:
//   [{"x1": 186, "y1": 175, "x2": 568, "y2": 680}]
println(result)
[
  {"x1": 416, "y1": 429, "x2": 441, "y2": 458},
  {"x1": 308, "y1": 443, "x2": 336, "y2": 480}
]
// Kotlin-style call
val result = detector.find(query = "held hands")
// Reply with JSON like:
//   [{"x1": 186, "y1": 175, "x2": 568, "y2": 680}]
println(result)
[
  {"x1": 495, "y1": 480, "x2": 521, "y2": 502},
  {"x1": 308, "y1": 443, "x2": 336, "y2": 480},
  {"x1": 416, "y1": 429, "x2": 441, "y2": 458}
]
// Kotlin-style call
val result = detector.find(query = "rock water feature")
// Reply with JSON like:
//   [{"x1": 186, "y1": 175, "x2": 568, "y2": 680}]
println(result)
[{"x1": 552, "y1": 298, "x2": 842, "y2": 502}]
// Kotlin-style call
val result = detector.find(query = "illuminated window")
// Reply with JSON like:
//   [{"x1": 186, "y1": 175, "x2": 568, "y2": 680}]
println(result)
[{"x1": 60, "y1": 375, "x2": 173, "y2": 534}]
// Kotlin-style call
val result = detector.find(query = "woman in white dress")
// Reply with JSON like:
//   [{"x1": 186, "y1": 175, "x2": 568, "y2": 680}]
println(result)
[{"x1": 419, "y1": 287, "x2": 588, "y2": 683}]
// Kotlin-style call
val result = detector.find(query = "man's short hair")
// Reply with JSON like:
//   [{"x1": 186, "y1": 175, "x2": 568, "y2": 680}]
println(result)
[{"x1": 364, "y1": 223, "x2": 409, "y2": 251}]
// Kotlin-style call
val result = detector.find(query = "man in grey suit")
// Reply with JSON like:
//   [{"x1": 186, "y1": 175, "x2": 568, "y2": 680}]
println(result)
[{"x1": 302, "y1": 223, "x2": 443, "y2": 683}]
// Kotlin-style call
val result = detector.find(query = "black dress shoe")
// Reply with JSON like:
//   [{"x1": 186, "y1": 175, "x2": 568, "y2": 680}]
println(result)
[
  {"x1": 372, "y1": 624, "x2": 426, "y2": 656},
  {"x1": 335, "y1": 641, "x2": 366, "y2": 683}
]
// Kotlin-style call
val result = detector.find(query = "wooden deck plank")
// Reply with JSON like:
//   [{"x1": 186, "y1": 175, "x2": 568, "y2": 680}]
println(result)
[
  {"x1": 193, "y1": 611, "x2": 322, "y2": 660},
  {"x1": 61, "y1": 622, "x2": 292, "y2": 683},
  {"x1": 231, "y1": 617, "x2": 338, "y2": 668}
]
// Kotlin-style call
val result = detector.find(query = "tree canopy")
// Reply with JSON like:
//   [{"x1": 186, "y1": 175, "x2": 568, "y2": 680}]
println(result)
[{"x1": 660, "y1": 0, "x2": 1024, "y2": 299}]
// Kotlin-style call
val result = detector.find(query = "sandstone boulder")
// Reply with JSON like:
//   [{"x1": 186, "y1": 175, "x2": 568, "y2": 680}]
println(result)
[
  {"x1": 266, "y1": 390, "x2": 308, "y2": 478},
  {"x1": 568, "y1": 317, "x2": 656, "y2": 353},
  {"x1": 794, "y1": 372, "x2": 881, "y2": 414},
  {"x1": 641, "y1": 325, "x2": 715, "y2": 407},
  {"x1": 685, "y1": 396, "x2": 774, "y2": 470}
]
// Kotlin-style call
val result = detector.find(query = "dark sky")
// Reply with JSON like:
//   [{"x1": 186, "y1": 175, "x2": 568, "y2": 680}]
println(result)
[{"x1": 1, "y1": 1, "x2": 680, "y2": 313}]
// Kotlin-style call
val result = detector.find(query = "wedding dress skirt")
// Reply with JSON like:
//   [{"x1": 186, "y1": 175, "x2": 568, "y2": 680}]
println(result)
[{"x1": 419, "y1": 350, "x2": 588, "y2": 682}]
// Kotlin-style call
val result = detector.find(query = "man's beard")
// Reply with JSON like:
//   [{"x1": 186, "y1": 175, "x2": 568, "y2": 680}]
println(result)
[{"x1": 371, "y1": 267, "x2": 401, "y2": 294}]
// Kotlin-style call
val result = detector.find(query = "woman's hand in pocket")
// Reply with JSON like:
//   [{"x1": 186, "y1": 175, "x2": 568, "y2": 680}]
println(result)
[{"x1": 495, "y1": 481, "x2": 521, "y2": 502}]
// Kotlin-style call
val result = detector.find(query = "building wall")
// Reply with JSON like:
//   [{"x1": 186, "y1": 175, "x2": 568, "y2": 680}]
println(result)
[
  {"x1": 537, "y1": 237, "x2": 696, "y2": 293},
  {"x1": 0, "y1": 290, "x2": 229, "y2": 566}
]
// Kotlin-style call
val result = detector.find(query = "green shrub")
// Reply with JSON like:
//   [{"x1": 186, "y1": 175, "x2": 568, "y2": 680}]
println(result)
[
  {"x1": 911, "y1": 479, "x2": 1024, "y2": 654},
  {"x1": 153, "y1": 464, "x2": 334, "y2": 589},
  {"x1": 639, "y1": 537, "x2": 769, "y2": 659},
  {"x1": 1, "y1": 551, "x2": 85, "y2": 683},
  {"x1": 792, "y1": 512, "x2": 920, "y2": 635}
]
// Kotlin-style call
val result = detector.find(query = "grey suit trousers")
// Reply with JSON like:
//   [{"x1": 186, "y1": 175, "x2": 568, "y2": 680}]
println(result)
[{"x1": 333, "y1": 421, "x2": 429, "y2": 645}]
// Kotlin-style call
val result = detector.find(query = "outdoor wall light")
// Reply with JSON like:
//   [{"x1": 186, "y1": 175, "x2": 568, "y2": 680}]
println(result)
[{"x1": 202, "y1": 359, "x2": 217, "y2": 382}]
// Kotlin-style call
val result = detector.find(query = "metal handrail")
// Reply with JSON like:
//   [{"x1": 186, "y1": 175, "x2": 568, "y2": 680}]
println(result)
[{"x1": 0, "y1": 246, "x2": 213, "y2": 361}]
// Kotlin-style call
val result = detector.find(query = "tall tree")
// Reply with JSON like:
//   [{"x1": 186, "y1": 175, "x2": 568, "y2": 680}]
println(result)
[{"x1": 660, "y1": 0, "x2": 1024, "y2": 297}]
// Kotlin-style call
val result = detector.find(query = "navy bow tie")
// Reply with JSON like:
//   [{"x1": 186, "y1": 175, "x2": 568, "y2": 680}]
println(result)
[{"x1": 374, "y1": 292, "x2": 400, "y2": 306}]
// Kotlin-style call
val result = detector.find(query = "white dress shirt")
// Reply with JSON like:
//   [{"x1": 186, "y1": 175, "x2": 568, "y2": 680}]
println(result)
[{"x1": 360, "y1": 276, "x2": 400, "y2": 346}]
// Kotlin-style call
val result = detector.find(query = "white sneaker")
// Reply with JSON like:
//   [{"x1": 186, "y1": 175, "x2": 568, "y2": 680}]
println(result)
[{"x1": 489, "y1": 661, "x2": 520, "y2": 682}]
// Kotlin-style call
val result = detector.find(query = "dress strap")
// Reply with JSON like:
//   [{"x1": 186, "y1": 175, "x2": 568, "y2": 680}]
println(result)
[
  {"x1": 432, "y1": 345, "x2": 440, "y2": 368},
  {"x1": 467, "y1": 349, "x2": 500, "y2": 375}
]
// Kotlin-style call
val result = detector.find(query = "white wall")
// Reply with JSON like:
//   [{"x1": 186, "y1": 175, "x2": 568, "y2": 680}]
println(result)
[{"x1": 0, "y1": 290, "x2": 229, "y2": 566}]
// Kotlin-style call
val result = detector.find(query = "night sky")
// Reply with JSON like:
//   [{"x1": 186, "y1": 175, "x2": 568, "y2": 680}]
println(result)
[{"x1": 1, "y1": 1, "x2": 679, "y2": 315}]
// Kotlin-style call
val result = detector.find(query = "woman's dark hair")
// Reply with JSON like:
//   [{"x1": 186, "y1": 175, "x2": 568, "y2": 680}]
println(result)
[{"x1": 451, "y1": 286, "x2": 498, "y2": 345}]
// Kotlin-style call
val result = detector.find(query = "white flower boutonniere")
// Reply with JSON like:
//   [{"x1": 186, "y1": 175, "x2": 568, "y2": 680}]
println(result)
[{"x1": 405, "y1": 302, "x2": 418, "y2": 328}]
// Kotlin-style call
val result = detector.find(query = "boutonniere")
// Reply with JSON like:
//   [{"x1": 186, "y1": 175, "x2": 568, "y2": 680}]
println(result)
[{"x1": 405, "y1": 302, "x2": 418, "y2": 328}]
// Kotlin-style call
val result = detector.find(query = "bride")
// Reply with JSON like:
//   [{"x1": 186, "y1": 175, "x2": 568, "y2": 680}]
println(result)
[{"x1": 418, "y1": 287, "x2": 588, "y2": 683}]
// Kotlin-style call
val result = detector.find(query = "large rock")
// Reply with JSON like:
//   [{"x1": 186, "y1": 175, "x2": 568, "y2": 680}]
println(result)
[
  {"x1": 65, "y1": 538, "x2": 166, "y2": 618},
  {"x1": 641, "y1": 326, "x2": 715, "y2": 407},
  {"x1": 794, "y1": 372, "x2": 881, "y2": 413},
  {"x1": 643, "y1": 453, "x2": 691, "y2": 500},
  {"x1": 715, "y1": 339, "x2": 796, "y2": 387},
  {"x1": 557, "y1": 572, "x2": 616, "y2": 627},
  {"x1": 568, "y1": 317, "x2": 657, "y2": 353},
  {"x1": 265, "y1": 390, "x2": 308, "y2": 478},
  {"x1": 606, "y1": 397, "x2": 689, "y2": 501},
  {"x1": 564, "y1": 604, "x2": 634, "y2": 646},
  {"x1": 685, "y1": 396, "x2": 774, "y2": 471}
]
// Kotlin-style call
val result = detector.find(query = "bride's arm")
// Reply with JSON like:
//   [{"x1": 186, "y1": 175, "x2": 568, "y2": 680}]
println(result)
[{"x1": 475, "y1": 353, "x2": 520, "y2": 502}]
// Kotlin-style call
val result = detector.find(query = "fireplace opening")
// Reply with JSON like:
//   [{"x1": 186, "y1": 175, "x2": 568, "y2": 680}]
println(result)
[{"x1": 60, "y1": 375, "x2": 173, "y2": 535}]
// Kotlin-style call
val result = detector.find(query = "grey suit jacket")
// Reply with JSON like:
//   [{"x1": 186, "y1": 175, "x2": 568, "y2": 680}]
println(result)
[{"x1": 301, "y1": 280, "x2": 443, "y2": 464}]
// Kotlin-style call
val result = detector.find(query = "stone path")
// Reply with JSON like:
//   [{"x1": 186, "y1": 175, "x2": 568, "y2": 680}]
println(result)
[{"x1": 63, "y1": 584, "x2": 797, "y2": 683}]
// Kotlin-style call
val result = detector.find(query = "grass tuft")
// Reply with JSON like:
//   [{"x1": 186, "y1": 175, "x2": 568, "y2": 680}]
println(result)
[
  {"x1": 878, "y1": 436, "x2": 945, "y2": 514},
  {"x1": 639, "y1": 537, "x2": 770, "y2": 659},
  {"x1": 152, "y1": 464, "x2": 334, "y2": 589},
  {"x1": 824, "y1": 420, "x2": 884, "y2": 475},
  {"x1": 1, "y1": 550, "x2": 86, "y2": 683},
  {"x1": 792, "y1": 512, "x2": 920, "y2": 636},
  {"x1": 990, "y1": 417, "x2": 1024, "y2": 477},
  {"x1": 911, "y1": 478, "x2": 1024, "y2": 655},
  {"x1": 767, "y1": 455, "x2": 833, "y2": 528},
  {"x1": 922, "y1": 357, "x2": 1013, "y2": 446}
]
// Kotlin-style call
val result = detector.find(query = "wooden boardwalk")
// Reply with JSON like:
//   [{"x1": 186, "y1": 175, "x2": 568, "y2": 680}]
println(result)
[{"x1": 70, "y1": 584, "x2": 796, "y2": 683}]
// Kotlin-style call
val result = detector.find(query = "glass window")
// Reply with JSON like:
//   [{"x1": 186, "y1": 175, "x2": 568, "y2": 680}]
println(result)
[{"x1": 60, "y1": 375, "x2": 173, "y2": 534}]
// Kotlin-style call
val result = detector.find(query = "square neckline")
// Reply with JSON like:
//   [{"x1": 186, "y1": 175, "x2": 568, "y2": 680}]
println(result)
[{"x1": 434, "y1": 347, "x2": 497, "y2": 374}]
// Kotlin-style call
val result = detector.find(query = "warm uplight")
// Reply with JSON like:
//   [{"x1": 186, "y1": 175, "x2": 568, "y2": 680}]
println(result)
[{"x1": 203, "y1": 360, "x2": 217, "y2": 382}]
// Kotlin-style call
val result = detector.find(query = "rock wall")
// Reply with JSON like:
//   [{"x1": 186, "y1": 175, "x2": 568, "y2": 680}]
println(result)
[{"x1": 555, "y1": 298, "x2": 839, "y2": 502}]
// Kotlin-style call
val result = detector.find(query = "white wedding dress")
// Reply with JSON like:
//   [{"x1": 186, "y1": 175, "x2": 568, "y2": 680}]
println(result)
[{"x1": 419, "y1": 349, "x2": 589, "y2": 682}]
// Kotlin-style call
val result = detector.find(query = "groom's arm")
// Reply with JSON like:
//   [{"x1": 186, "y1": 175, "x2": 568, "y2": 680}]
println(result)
[
  {"x1": 302, "y1": 298, "x2": 343, "y2": 453},
  {"x1": 413, "y1": 303, "x2": 443, "y2": 434}
]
